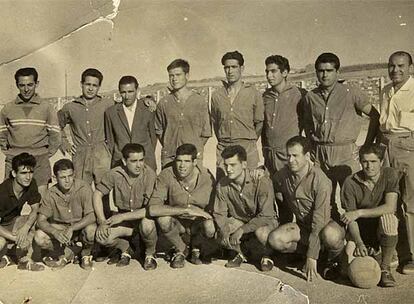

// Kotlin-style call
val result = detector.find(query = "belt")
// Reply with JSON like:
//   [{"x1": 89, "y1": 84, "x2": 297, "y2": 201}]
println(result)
[{"x1": 382, "y1": 131, "x2": 414, "y2": 139}]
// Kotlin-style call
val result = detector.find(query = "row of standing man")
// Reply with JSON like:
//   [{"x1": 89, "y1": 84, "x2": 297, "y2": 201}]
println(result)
[{"x1": 0, "y1": 50, "x2": 413, "y2": 287}]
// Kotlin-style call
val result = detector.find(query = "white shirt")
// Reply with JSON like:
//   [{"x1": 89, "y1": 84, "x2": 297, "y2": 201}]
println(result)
[
  {"x1": 122, "y1": 99, "x2": 138, "y2": 131},
  {"x1": 380, "y1": 76, "x2": 414, "y2": 133}
]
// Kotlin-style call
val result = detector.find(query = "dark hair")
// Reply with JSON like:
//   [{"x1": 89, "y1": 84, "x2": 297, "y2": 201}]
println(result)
[
  {"x1": 167, "y1": 59, "x2": 190, "y2": 73},
  {"x1": 176, "y1": 143, "x2": 198, "y2": 161},
  {"x1": 265, "y1": 55, "x2": 290, "y2": 73},
  {"x1": 118, "y1": 75, "x2": 139, "y2": 90},
  {"x1": 53, "y1": 159, "x2": 74, "y2": 176},
  {"x1": 389, "y1": 51, "x2": 413, "y2": 65},
  {"x1": 315, "y1": 52, "x2": 340, "y2": 70},
  {"x1": 286, "y1": 136, "x2": 312, "y2": 155},
  {"x1": 122, "y1": 143, "x2": 145, "y2": 159},
  {"x1": 221, "y1": 51, "x2": 244, "y2": 66},
  {"x1": 221, "y1": 145, "x2": 247, "y2": 162},
  {"x1": 81, "y1": 68, "x2": 103, "y2": 85},
  {"x1": 12, "y1": 153, "x2": 36, "y2": 172},
  {"x1": 15, "y1": 67, "x2": 38, "y2": 83},
  {"x1": 359, "y1": 144, "x2": 386, "y2": 161}
]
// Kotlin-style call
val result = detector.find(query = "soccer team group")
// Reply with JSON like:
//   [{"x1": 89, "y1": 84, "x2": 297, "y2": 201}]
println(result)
[{"x1": 0, "y1": 49, "x2": 413, "y2": 289}]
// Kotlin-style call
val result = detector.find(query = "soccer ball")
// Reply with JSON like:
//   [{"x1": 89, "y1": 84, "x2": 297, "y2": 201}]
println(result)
[{"x1": 348, "y1": 256, "x2": 381, "y2": 289}]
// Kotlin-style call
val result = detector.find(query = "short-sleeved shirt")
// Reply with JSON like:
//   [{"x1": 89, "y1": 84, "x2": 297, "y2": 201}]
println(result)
[
  {"x1": 214, "y1": 170, "x2": 277, "y2": 235},
  {"x1": 303, "y1": 82, "x2": 370, "y2": 144},
  {"x1": 211, "y1": 82, "x2": 264, "y2": 142},
  {"x1": 58, "y1": 95, "x2": 114, "y2": 147},
  {"x1": 273, "y1": 163, "x2": 332, "y2": 259},
  {"x1": 262, "y1": 84, "x2": 305, "y2": 149},
  {"x1": 39, "y1": 179, "x2": 94, "y2": 224},
  {"x1": 149, "y1": 165, "x2": 215, "y2": 210},
  {"x1": 0, "y1": 178, "x2": 41, "y2": 225},
  {"x1": 155, "y1": 92, "x2": 211, "y2": 164},
  {"x1": 97, "y1": 164, "x2": 156, "y2": 211},
  {"x1": 341, "y1": 167, "x2": 400, "y2": 212},
  {"x1": 380, "y1": 76, "x2": 414, "y2": 133}
]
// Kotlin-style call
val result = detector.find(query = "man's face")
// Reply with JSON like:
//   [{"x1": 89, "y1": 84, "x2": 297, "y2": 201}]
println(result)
[
  {"x1": 175, "y1": 154, "x2": 196, "y2": 179},
  {"x1": 12, "y1": 166, "x2": 34, "y2": 188},
  {"x1": 56, "y1": 169, "x2": 74, "y2": 192},
  {"x1": 17, "y1": 75, "x2": 38, "y2": 101},
  {"x1": 224, "y1": 59, "x2": 243, "y2": 84},
  {"x1": 361, "y1": 153, "x2": 383, "y2": 179},
  {"x1": 388, "y1": 54, "x2": 413, "y2": 87},
  {"x1": 286, "y1": 144, "x2": 309, "y2": 173},
  {"x1": 123, "y1": 152, "x2": 145, "y2": 176},
  {"x1": 119, "y1": 83, "x2": 138, "y2": 107},
  {"x1": 81, "y1": 76, "x2": 101, "y2": 100},
  {"x1": 168, "y1": 67, "x2": 188, "y2": 91},
  {"x1": 316, "y1": 62, "x2": 338, "y2": 89},
  {"x1": 224, "y1": 155, "x2": 246, "y2": 180},
  {"x1": 265, "y1": 63, "x2": 287, "y2": 87}
]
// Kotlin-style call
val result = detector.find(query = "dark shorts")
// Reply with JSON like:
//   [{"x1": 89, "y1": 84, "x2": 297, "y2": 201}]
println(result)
[{"x1": 5, "y1": 153, "x2": 51, "y2": 186}]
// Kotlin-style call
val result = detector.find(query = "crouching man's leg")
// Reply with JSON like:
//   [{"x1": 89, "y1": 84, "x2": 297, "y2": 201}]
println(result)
[
  {"x1": 96, "y1": 225, "x2": 134, "y2": 267},
  {"x1": 320, "y1": 220, "x2": 346, "y2": 279},
  {"x1": 157, "y1": 216, "x2": 187, "y2": 269},
  {"x1": 217, "y1": 217, "x2": 247, "y2": 268},
  {"x1": 268, "y1": 222, "x2": 301, "y2": 253},
  {"x1": 188, "y1": 219, "x2": 215, "y2": 265},
  {"x1": 34, "y1": 224, "x2": 75, "y2": 269},
  {"x1": 139, "y1": 218, "x2": 158, "y2": 271},
  {"x1": 1, "y1": 216, "x2": 45, "y2": 271},
  {"x1": 254, "y1": 224, "x2": 277, "y2": 272},
  {"x1": 0, "y1": 236, "x2": 12, "y2": 268},
  {"x1": 79, "y1": 223, "x2": 97, "y2": 270},
  {"x1": 378, "y1": 214, "x2": 398, "y2": 287}
]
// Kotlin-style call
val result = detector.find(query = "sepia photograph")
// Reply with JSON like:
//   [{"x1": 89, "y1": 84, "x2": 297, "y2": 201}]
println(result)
[{"x1": 0, "y1": 0, "x2": 414, "y2": 303}]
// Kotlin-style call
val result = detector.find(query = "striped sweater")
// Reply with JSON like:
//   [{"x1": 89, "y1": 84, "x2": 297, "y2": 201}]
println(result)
[{"x1": 0, "y1": 95, "x2": 61, "y2": 156}]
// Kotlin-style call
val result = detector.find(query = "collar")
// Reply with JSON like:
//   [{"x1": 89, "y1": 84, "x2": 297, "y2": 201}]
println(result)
[
  {"x1": 15, "y1": 94, "x2": 41, "y2": 104},
  {"x1": 264, "y1": 83, "x2": 294, "y2": 97},
  {"x1": 393, "y1": 76, "x2": 414, "y2": 93},
  {"x1": 352, "y1": 169, "x2": 382, "y2": 185},
  {"x1": 73, "y1": 95, "x2": 102, "y2": 106},
  {"x1": 114, "y1": 164, "x2": 146, "y2": 183},
  {"x1": 122, "y1": 99, "x2": 138, "y2": 112},
  {"x1": 229, "y1": 169, "x2": 252, "y2": 188},
  {"x1": 221, "y1": 80, "x2": 248, "y2": 90},
  {"x1": 50, "y1": 179, "x2": 84, "y2": 197},
  {"x1": 6, "y1": 178, "x2": 16, "y2": 198}
]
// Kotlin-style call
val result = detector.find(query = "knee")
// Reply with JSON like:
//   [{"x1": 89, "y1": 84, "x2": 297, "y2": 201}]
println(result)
[
  {"x1": 321, "y1": 222, "x2": 345, "y2": 249},
  {"x1": 203, "y1": 220, "x2": 216, "y2": 239},
  {"x1": 268, "y1": 229, "x2": 287, "y2": 251},
  {"x1": 0, "y1": 237, "x2": 7, "y2": 250},
  {"x1": 82, "y1": 223, "x2": 97, "y2": 243},
  {"x1": 34, "y1": 230, "x2": 52, "y2": 249},
  {"x1": 156, "y1": 217, "x2": 173, "y2": 233},
  {"x1": 254, "y1": 226, "x2": 272, "y2": 245},
  {"x1": 140, "y1": 218, "x2": 157, "y2": 236},
  {"x1": 379, "y1": 214, "x2": 398, "y2": 236}
]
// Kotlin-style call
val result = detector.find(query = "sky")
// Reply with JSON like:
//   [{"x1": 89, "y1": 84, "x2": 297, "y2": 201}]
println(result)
[{"x1": 0, "y1": 0, "x2": 413, "y2": 101}]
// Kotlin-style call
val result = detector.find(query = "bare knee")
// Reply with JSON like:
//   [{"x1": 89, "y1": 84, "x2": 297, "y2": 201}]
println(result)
[
  {"x1": 139, "y1": 218, "x2": 156, "y2": 236},
  {"x1": 268, "y1": 223, "x2": 299, "y2": 252},
  {"x1": 321, "y1": 221, "x2": 345, "y2": 250},
  {"x1": 0, "y1": 237, "x2": 7, "y2": 250},
  {"x1": 255, "y1": 226, "x2": 272, "y2": 246},
  {"x1": 202, "y1": 219, "x2": 216, "y2": 239},
  {"x1": 34, "y1": 230, "x2": 52, "y2": 249},
  {"x1": 156, "y1": 217, "x2": 173, "y2": 233},
  {"x1": 82, "y1": 223, "x2": 97, "y2": 243}
]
